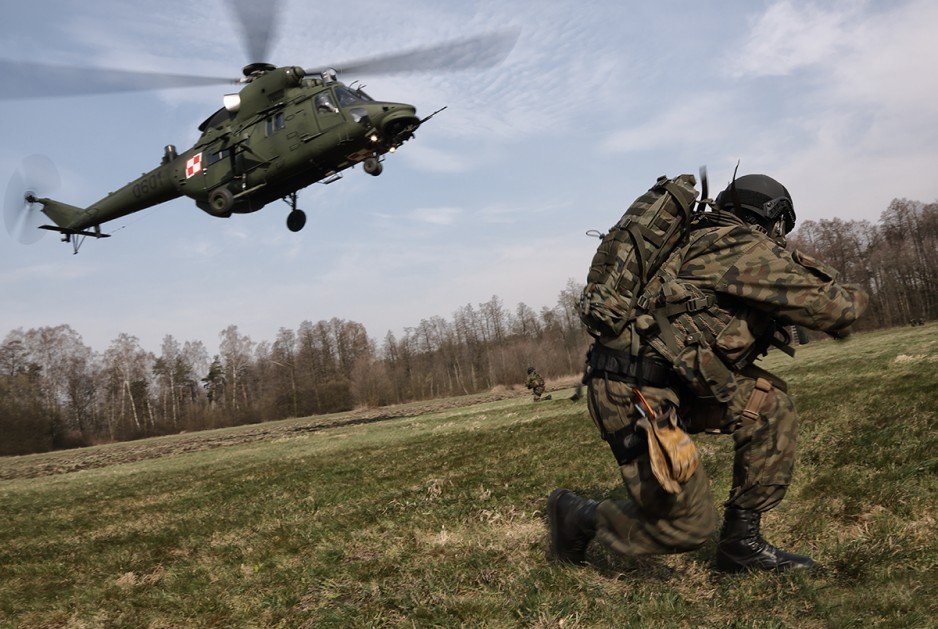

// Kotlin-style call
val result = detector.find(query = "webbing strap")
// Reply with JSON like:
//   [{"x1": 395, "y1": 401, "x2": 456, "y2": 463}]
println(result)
[
  {"x1": 768, "y1": 333, "x2": 796, "y2": 358},
  {"x1": 653, "y1": 309, "x2": 680, "y2": 357},
  {"x1": 663, "y1": 181, "x2": 695, "y2": 222},
  {"x1": 625, "y1": 222, "x2": 646, "y2": 283},
  {"x1": 658, "y1": 295, "x2": 716, "y2": 318},
  {"x1": 741, "y1": 378, "x2": 773, "y2": 421},
  {"x1": 633, "y1": 222, "x2": 665, "y2": 248}
]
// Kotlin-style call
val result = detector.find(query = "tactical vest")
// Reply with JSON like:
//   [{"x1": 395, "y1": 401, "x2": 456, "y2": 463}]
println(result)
[{"x1": 589, "y1": 215, "x2": 794, "y2": 403}]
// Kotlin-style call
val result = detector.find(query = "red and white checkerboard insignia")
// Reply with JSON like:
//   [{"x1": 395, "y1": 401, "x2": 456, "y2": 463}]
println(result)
[{"x1": 185, "y1": 153, "x2": 203, "y2": 178}]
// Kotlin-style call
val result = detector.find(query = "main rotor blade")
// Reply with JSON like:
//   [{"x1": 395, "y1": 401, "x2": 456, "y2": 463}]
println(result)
[
  {"x1": 0, "y1": 60, "x2": 237, "y2": 100},
  {"x1": 306, "y1": 28, "x2": 520, "y2": 77},
  {"x1": 226, "y1": 0, "x2": 282, "y2": 63}
]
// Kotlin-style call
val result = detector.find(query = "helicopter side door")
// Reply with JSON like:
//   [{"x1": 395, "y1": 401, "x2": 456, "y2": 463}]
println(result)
[
  {"x1": 309, "y1": 89, "x2": 351, "y2": 163},
  {"x1": 313, "y1": 90, "x2": 343, "y2": 133}
]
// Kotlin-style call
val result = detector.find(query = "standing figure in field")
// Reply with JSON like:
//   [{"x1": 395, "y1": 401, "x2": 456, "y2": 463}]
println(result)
[
  {"x1": 525, "y1": 367, "x2": 551, "y2": 402},
  {"x1": 549, "y1": 173, "x2": 868, "y2": 572}
]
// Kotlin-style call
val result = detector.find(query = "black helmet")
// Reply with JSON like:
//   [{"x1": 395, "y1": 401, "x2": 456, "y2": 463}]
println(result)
[
  {"x1": 527, "y1": 366, "x2": 534, "y2": 374},
  {"x1": 715, "y1": 174, "x2": 796, "y2": 234}
]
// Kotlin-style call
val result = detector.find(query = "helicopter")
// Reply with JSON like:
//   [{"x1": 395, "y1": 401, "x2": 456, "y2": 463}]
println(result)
[{"x1": 1, "y1": 1, "x2": 518, "y2": 253}]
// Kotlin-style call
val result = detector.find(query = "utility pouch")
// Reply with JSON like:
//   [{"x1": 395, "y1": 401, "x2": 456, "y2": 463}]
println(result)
[
  {"x1": 637, "y1": 406, "x2": 699, "y2": 494},
  {"x1": 673, "y1": 344, "x2": 737, "y2": 403}
]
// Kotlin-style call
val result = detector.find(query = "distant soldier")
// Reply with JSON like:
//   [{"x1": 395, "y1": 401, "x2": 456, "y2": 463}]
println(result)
[
  {"x1": 549, "y1": 174, "x2": 868, "y2": 572},
  {"x1": 525, "y1": 367, "x2": 551, "y2": 402}
]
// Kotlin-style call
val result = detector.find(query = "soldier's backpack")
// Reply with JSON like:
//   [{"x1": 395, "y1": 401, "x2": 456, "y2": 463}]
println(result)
[{"x1": 578, "y1": 174, "x2": 701, "y2": 340}]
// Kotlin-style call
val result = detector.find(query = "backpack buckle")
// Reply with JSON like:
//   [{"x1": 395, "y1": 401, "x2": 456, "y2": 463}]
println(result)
[{"x1": 685, "y1": 296, "x2": 713, "y2": 312}]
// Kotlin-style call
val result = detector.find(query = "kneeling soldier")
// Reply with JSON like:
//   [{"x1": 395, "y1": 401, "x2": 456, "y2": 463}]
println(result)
[{"x1": 549, "y1": 174, "x2": 868, "y2": 572}]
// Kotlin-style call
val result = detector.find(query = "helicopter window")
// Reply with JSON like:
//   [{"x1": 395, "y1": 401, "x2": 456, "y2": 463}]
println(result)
[
  {"x1": 265, "y1": 112, "x2": 286, "y2": 136},
  {"x1": 334, "y1": 86, "x2": 363, "y2": 108},
  {"x1": 315, "y1": 93, "x2": 338, "y2": 114},
  {"x1": 206, "y1": 149, "x2": 230, "y2": 166}
]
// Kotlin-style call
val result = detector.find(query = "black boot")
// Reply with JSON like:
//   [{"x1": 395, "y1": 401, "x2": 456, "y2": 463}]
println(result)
[
  {"x1": 547, "y1": 489, "x2": 598, "y2": 564},
  {"x1": 716, "y1": 507, "x2": 817, "y2": 573}
]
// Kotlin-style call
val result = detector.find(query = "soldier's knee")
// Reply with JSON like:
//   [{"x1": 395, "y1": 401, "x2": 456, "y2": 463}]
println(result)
[{"x1": 673, "y1": 504, "x2": 718, "y2": 551}]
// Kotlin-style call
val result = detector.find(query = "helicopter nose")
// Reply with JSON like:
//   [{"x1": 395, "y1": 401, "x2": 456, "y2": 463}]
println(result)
[{"x1": 377, "y1": 103, "x2": 420, "y2": 145}]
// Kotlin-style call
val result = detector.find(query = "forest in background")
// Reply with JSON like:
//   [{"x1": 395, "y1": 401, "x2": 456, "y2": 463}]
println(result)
[{"x1": 2, "y1": 198, "x2": 935, "y2": 455}]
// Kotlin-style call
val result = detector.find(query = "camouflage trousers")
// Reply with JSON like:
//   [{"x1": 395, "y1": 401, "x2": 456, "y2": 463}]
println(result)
[
  {"x1": 586, "y1": 372, "x2": 797, "y2": 555},
  {"x1": 532, "y1": 385, "x2": 546, "y2": 401}
]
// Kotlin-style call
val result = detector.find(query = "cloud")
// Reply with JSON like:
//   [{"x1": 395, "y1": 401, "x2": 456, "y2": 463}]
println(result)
[
  {"x1": 0, "y1": 263, "x2": 94, "y2": 285},
  {"x1": 601, "y1": 92, "x2": 735, "y2": 154},
  {"x1": 406, "y1": 206, "x2": 461, "y2": 225},
  {"x1": 727, "y1": 0, "x2": 860, "y2": 77},
  {"x1": 399, "y1": 142, "x2": 476, "y2": 174},
  {"x1": 730, "y1": 0, "x2": 938, "y2": 122},
  {"x1": 476, "y1": 199, "x2": 571, "y2": 225},
  {"x1": 173, "y1": 238, "x2": 221, "y2": 259},
  {"x1": 739, "y1": 0, "x2": 938, "y2": 218}
]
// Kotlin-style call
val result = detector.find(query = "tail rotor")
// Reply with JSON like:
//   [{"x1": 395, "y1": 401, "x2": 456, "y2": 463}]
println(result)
[{"x1": 3, "y1": 154, "x2": 60, "y2": 244}]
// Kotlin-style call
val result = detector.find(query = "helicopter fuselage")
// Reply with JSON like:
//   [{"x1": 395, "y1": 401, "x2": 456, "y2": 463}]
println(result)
[{"x1": 47, "y1": 66, "x2": 422, "y2": 234}]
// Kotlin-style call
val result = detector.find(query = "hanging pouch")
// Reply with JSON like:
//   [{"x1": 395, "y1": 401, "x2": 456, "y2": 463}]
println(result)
[{"x1": 637, "y1": 406, "x2": 699, "y2": 494}]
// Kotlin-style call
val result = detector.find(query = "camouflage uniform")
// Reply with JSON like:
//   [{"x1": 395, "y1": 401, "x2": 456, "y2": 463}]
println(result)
[
  {"x1": 526, "y1": 369, "x2": 546, "y2": 401},
  {"x1": 585, "y1": 211, "x2": 868, "y2": 556}
]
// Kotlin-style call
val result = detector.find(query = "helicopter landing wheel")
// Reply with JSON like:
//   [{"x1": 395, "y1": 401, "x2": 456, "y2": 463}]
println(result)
[
  {"x1": 363, "y1": 157, "x2": 383, "y2": 176},
  {"x1": 208, "y1": 187, "x2": 234, "y2": 216},
  {"x1": 287, "y1": 209, "x2": 307, "y2": 232}
]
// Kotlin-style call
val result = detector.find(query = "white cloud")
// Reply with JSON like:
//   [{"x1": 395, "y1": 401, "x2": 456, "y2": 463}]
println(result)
[
  {"x1": 0, "y1": 262, "x2": 94, "y2": 285},
  {"x1": 173, "y1": 238, "x2": 221, "y2": 259},
  {"x1": 601, "y1": 92, "x2": 735, "y2": 154},
  {"x1": 728, "y1": 0, "x2": 860, "y2": 77},
  {"x1": 399, "y1": 142, "x2": 476, "y2": 174},
  {"x1": 477, "y1": 199, "x2": 572, "y2": 225},
  {"x1": 406, "y1": 206, "x2": 461, "y2": 225}
]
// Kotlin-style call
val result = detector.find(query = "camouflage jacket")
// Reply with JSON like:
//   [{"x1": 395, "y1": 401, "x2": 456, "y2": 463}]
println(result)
[
  {"x1": 613, "y1": 212, "x2": 869, "y2": 400},
  {"x1": 526, "y1": 371, "x2": 544, "y2": 389}
]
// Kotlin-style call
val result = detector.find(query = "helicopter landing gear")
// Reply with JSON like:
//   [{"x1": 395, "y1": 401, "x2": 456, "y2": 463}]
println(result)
[
  {"x1": 287, "y1": 209, "x2": 307, "y2": 232},
  {"x1": 208, "y1": 187, "x2": 234, "y2": 217},
  {"x1": 282, "y1": 191, "x2": 306, "y2": 232},
  {"x1": 363, "y1": 156, "x2": 383, "y2": 176}
]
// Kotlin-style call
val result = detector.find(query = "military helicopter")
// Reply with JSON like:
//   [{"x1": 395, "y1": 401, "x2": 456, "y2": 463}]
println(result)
[{"x1": 1, "y1": 0, "x2": 517, "y2": 252}]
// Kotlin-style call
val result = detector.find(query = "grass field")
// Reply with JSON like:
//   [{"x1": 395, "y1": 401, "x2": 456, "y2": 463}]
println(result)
[{"x1": 1, "y1": 325, "x2": 936, "y2": 627}]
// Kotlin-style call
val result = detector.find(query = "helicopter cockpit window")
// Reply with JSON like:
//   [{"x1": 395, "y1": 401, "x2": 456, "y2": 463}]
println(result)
[
  {"x1": 315, "y1": 92, "x2": 338, "y2": 114},
  {"x1": 265, "y1": 112, "x2": 286, "y2": 136},
  {"x1": 334, "y1": 86, "x2": 362, "y2": 108}
]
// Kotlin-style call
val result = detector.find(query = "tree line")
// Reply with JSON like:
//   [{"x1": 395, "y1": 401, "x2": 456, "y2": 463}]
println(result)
[
  {"x1": 1, "y1": 283, "x2": 589, "y2": 455},
  {"x1": 787, "y1": 198, "x2": 937, "y2": 328},
  {"x1": 2, "y1": 198, "x2": 933, "y2": 456}
]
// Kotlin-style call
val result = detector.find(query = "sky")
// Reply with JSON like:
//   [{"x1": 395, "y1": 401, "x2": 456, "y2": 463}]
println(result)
[{"x1": 1, "y1": 0, "x2": 937, "y2": 355}]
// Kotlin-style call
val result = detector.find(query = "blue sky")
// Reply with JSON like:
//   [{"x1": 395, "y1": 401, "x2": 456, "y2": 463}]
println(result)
[{"x1": 2, "y1": 0, "x2": 937, "y2": 354}]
